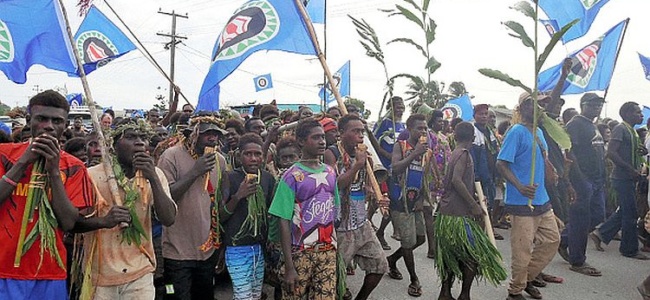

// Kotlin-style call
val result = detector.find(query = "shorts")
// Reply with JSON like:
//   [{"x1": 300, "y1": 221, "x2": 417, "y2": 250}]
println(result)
[
  {"x1": 0, "y1": 279, "x2": 67, "y2": 300},
  {"x1": 392, "y1": 210, "x2": 425, "y2": 249},
  {"x1": 226, "y1": 244, "x2": 265, "y2": 300},
  {"x1": 337, "y1": 221, "x2": 389, "y2": 275},
  {"x1": 94, "y1": 273, "x2": 154, "y2": 300},
  {"x1": 280, "y1": 248, "x2": 337, "y2": 300}
]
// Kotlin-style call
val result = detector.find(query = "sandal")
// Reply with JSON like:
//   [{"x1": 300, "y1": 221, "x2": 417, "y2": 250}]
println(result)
[
  {"x1": 589, "y1": 231, "x2": 604, "y2": 252},
  {"x1": 388, "y1": 266, "x2": 403, "y2": 280},
  {"x1": 531, "y1": 275, "x2": 547, "y2": 288},
  {"x1": 569, "y1": 263, "x2": 602, "y2": 277},
  {"x1": 558, "y1": 244, "x2": 569, "y2": 263},
  {"x1": 408, "y1": 281, "x2": 422, "y2": 297},
  {"x1": 494, "y1": 232, "x2": 504, "y2": 240},
  {"x1": 540, "y1": 272, "x2": 564, "y2": 284}
]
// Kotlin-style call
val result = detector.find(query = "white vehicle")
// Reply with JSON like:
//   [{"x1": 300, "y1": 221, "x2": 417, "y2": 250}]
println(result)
[{"x1": 68, "y1": 106, "x2": 94, "y2": 130}]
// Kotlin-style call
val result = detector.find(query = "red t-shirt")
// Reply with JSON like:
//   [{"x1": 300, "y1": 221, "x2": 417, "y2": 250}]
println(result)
[{"x1": 0, "y1": 142, "x2": 94, "y2": 280}]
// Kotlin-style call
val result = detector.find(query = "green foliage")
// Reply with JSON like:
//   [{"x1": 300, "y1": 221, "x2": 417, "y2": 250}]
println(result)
[
  {"x1": 478, "y1": 69, "x2": 532, "y2": 94},
  {"x1": 345, "y1": 97, "x2": 372, "y2": 119},
  {"x1": 0, "y1": 102, "x2": 10, "y2": 115},
  {"x1": 503, "y1": 21, "x2": 534, "y2": 48},
  {"x1": 511, "y1": 1, "x2": 535, "y2": 21},
  {"x1": 536, "y1": 19, "x2": 579, "y2": 73}
]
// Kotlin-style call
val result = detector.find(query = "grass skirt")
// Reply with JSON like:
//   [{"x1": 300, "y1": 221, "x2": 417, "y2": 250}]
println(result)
[{"x1": 434, "y1": 214, "x2": 507, "y2": 286}]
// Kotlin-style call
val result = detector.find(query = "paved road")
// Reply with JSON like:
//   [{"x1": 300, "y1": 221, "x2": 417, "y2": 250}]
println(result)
[{"x1": 215, "y1": 216, "x2": 649, "y2": 300}]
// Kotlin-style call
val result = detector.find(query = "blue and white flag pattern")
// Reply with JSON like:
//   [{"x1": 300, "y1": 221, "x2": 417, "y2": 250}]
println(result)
[
  {"x1": 638, "y1": 52, "x2": 650, "y2": 81},
  {"x1": 253, "y1": 73, "x2": 273, "y2": 91},
  {"x1": 72, "y1": 5, "x2": 136, "y2": 76},
  {"x1": 441, "y1": 94, "x2": 473, "y2": 122},
  {"x1": 538, "y1": 20, "x2": 626, "y2": 95},
  {"x1": 319, "y1": 60, "x2": 350, "y2": 107},
  {"x1": 539, "y1": 0, "x2": 612, "y2": 44},
  {"x1": 0, "y1": 0, "x2": 77, "y2": 84},
  {"x1": 196, "y1": 0, "x2": 317, "y2": 112},
  {"x1": 66, "y1": 93, "x2": 83, "y2": 107}
]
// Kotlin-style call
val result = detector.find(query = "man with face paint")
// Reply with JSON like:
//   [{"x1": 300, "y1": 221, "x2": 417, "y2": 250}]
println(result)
[{"x1": 158, "y1": 114, "x2": 228, "y2": 300}]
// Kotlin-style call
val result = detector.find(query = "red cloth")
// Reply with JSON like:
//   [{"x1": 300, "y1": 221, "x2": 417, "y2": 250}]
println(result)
[{"x1": 0, "y1": 142, "x2": 94, "y2": 280}]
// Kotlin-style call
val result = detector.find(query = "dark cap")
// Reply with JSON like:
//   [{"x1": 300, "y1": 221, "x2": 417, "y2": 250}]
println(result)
[
  {"x1": 197, "y1": 122, "x2": 227, "y2": 134},
  {"x1": 473, "y1": 104, "x2": 489, "y2": 114},
  {"x1": 580, "y1": 93, "x2": 605, "y2": 105}
]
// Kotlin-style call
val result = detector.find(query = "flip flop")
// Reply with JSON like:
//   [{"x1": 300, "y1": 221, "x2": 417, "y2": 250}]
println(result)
[
  {"x1": 408, "y1": 281, "x2": 422, "y2": 297},
  {"x1": 638, "y1": 284, "x2": 650, "y2": 300},
  {"x1": 589, "y1": 231, "x2": 605, "y2": 252},
  {"x1": 569, "y1": 264, "x2": 602, "y2": 277},
  {"x1": 388, "y1": 266, "x2": 403, "y2": 280},
  {"x1": 531, "y1": 275, "x2": 547, "y2": 288},
  {"x1": 540, "y1": 273, "x2": 564, "y2": 284},
  {"x1": 558, "y1": 245, "x2": 570, "y2": 263}
]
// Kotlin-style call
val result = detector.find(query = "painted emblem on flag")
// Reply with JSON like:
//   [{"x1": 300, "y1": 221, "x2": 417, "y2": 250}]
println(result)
[
  {"x1": 76, "y1": 30, "x2": 118, "y2": 67},
  {"x1": 441, "y1": 103, "x2": 461, "y2": 121},
  {"x1": 567, "y1": 39, "x2": 601, "y2": 88},
  {"x1": 0, "y1": 19, "x2": 14, "y2": 63},
  {"x1": 581, "y1": 0, "x2": 603, "y2": 9},
  {"x1": 212, "y1": 0, "x2": 279, "y2": 62},
  {"x1": 256, "y1": 76, "x2": 269, "y2": 88}
]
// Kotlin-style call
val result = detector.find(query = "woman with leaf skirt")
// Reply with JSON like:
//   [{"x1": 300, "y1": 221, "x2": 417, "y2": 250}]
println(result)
[{"x1": 435, "y1": 122, "x2": 507, "y2": 300}]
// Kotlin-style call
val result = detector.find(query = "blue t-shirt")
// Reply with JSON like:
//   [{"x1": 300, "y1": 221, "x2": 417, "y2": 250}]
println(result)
[
  {"x1": 373, "y1": 118, "x2": 405, "y2": 168},
  {"x1": 0, "y1": 122, "x2": 11, "y2": 135},
  {"x1": 497, "y1": 124, "x2": 549, "y2": 206}
]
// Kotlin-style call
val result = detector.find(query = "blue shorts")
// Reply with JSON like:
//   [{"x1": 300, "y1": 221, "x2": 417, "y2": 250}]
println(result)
[{"x1": 0, "y1": 279, "x2": 67, "y2": 300}]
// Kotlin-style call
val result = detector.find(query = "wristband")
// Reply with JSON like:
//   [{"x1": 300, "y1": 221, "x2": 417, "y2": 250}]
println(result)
[
  {"x1": 2, "y1": 175, "x2": 18, "y2": 187},
  {"x1": 223, "y1": 204, "x2": 234, "y2": 215}
]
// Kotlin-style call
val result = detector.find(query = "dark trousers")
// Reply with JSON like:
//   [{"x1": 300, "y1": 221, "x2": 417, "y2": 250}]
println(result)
[
  {"x1": 560, "y1": 177, "x2": 605, "y2": 265},
  {"x1": 164, "y1": 251, "x2": 218, "y2": 300},
  {"x1": 599, "y1": 179, "x2": 640, "y2": 257}
]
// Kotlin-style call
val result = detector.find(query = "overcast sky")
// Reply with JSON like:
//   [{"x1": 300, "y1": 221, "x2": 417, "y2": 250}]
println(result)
[{"x1": 1, "y1": 0, "x2": 648, "y2": 119}]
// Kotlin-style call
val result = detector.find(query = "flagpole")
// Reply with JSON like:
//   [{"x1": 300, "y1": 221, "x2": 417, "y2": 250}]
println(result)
[
  {"x1": 602, "y1": 18, "x2": 631, "y2": 117},
  {"x1": 322, "y1": 0, "x2": 328, "y2": 112},
  {"x1": 293, "y1": 0, "x2": 387, "y2": 216},
  {"x1": 103, "y1": 0, "x2": 194, "y2": 109},
  {"x1": 56, "y1": 0, "x2": 125, "y2": 210}
]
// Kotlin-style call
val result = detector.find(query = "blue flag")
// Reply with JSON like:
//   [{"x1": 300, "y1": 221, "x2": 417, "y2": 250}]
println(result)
[
  {"x1": 72, "y1": 5, "x2": 136, "y2": 76},
  {"x1": 305, "y1": 0, "x2": 325, "y2": 24},
  {"x1": 196, "y1": 0, "x2": 318, "y2": 111},
  {"x1": 0, "y1": 0, "x2": 77, "y2": 84},
  {"x1": 441, "y1": 94, "x2": 473, "y2": 121},
  {"x1": 319, "y1": 60, "x2": 350, "y2": 107},
  {"x1": 538, "y1": 20, "x2": 626, "y2": 95},
  {"x1": 540, "y1": 19, "x2": 560, "y2": 37},
  {"x1": 66, "y1": 93, "x2": 83, "y2": 107},
  {"x1": 539, "y1": 0, "x2": 611, "y2": 43},
  {"x1": 253, "y1": 73, "x2": 273, "y2": 91},
  {"x1": 639, "y1": 53, "x2": 650, "y2": 81}
]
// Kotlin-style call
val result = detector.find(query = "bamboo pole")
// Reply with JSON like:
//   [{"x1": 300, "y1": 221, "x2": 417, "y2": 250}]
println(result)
[
  {"x1": 475, "y1": 182, "x2": 496, "y2": 247},
  {"x1": 294, "y1": 0, "x2": 388, "y2": 216},
  {"x1": 57, "y1": 0, "x2": 126, "y2": 218},
  {"x1": 103, "y1": 0, "x2": 194, "y2": 109}
]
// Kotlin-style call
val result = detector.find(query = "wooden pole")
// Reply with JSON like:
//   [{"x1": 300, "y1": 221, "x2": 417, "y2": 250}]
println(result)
[
  {"x1": 294, "y1": 0, "x2": 387, "y2": 215},
  {"x1": 602, "y1": 18, "x2": 631, "y2": 107},
  {"x1": 57, "y1": 0, "x2": 125, "y2": 211},
  {"x1": 103, "y1": 0, "x2": 194, "y2": 109},
  {"x1": 475, "y1": 182, "x2": 496, "y2": 247}
]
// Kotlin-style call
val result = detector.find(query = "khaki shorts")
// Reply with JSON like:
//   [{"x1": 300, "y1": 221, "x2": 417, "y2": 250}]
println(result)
[
  {"x1": 392, "y1": 211, "x2": 425, "y2": 249},
  {"x1": 337, "y1": 221, "x2": 389, "y2": 275}
]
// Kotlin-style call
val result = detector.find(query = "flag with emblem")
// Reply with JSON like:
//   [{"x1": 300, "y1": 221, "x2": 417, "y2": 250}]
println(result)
[
  {"x1": 253, "y1": 73, "x2": 273, "y2": 91},
  {"x1": 638, "y1": 53, "x2": 650, "y2": 81},
  {"x1": 441, "y1": 94, "x2": 473, "y2": 121},
  {"x1": 0, "y1": 0, "x2": 77, "y2": 84},
  {"x1": 539, "y1": 0, "x2": 612, "y2": 43},
  {"x1": 318, "y1": 60, "x2": 349, "y2": 107},
  {"x1": 196, "y1": 0, "x2": 318, "y2": 111},
  {"x1": 66, "y1": 93, "x2": 83, "y2": 107},
  {"x1": 72, "y1": 5, "x2": 136, "y2": 76},
  {"x1": 538, "y1": 20, "x2": 627, "y2": 95}
]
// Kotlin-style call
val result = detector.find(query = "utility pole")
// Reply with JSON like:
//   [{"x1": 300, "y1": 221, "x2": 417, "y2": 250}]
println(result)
[{"x1": 157, "y1": 9, "x2": 188, "y2": 106}]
